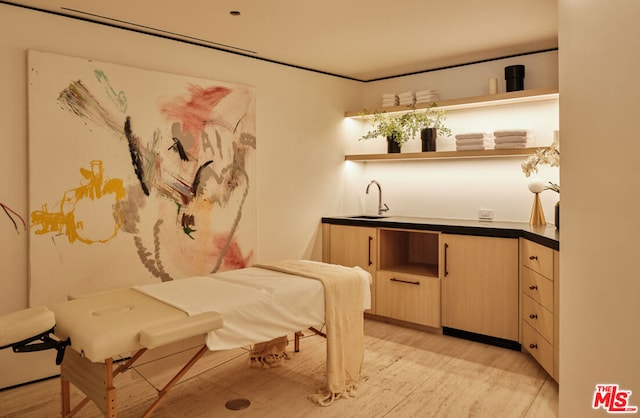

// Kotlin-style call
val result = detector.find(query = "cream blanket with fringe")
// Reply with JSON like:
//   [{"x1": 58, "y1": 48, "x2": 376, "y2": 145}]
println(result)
[{"x1": 255, "y1": 260, "x2": 366, "y2": 406}]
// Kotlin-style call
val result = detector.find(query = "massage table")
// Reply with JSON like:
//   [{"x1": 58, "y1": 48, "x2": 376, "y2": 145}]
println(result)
[{"x1": 0, "y1": 260, "x2": 371, "y2": 417}]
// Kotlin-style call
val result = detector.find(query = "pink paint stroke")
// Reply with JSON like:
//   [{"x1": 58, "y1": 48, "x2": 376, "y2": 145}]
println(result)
[{"x1": 159, "y1": 85, "x2": 231, "y2": 148}]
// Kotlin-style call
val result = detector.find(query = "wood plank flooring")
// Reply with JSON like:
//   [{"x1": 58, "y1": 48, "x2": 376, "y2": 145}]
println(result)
[{"x1": 0, "y1": 319, "x2": 558, "y2": 417}]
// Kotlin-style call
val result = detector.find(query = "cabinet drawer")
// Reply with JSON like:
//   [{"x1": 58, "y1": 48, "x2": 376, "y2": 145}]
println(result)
[
  {"x1": 521, "y1": 239, "x2": 554, "y2": 279},
  {"x1": 522, "y1": 321, "x2": 554, "y2": 376},
  {"x1": 522, "y1": 294, "x2": 553, "y2": 343},
  {"x1": 521, "y1": 267, "x2": 554, "y2": 311},
  {"x1": 376, "y1": 270, "x2": 440, "y2": 328}
]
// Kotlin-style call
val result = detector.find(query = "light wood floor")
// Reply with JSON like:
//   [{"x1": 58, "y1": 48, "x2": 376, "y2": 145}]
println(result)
[{"x1": 0, "y1": 319, "x2": 558, "y2": 417}]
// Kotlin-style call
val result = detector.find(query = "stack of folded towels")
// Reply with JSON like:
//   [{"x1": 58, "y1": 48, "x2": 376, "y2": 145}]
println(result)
[
  {"x1": 381, "y1": 93, "x2": 399, "y2": 107},
  {"x1": 397, "y1": 91, "x2": 415, "y2": 106},
  {"x1": 415, "y1": 89, "x2": 439, "y2": 104},
  {"x1": 455, "y1": 133, "x2": 495, "y2": 151},
  {"x1": 493, "y1": 130, "x2": 532, "y2": 149}
]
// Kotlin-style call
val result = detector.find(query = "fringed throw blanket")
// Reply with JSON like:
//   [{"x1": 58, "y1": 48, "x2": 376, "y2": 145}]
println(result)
[
  {"x1": 249, "y1": 335, "x2": 290, "y2": 368},
  {"x1": 255, "y1": 260, "x2": 367, "y2": 406}
]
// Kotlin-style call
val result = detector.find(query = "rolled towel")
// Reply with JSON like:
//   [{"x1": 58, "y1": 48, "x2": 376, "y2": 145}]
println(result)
[
  {"x1": 382, "y1": 93, "x2": 397, "y2": 99},
  {"x1": 494, "y1": 129, "x2": 529, "y2": 137},
  {"x1": 398, "y1": 91, "x2": 414, "y2": 98},
  {"x1": 455, "y1": 133, "x2": 487, "y2": 140},
  {"x1": 416, "y1": 89, "x2": 437, "y2": 96}
]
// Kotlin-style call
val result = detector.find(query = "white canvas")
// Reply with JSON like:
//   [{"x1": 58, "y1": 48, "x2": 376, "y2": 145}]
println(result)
[{"x1": 27, "y1": 50, "x2": 256, "y2": 306}]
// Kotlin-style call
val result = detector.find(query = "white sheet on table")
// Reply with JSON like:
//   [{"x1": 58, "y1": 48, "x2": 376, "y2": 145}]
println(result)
[{"x1": 134, "y1": 265, "x2": 370, "y2": 351}]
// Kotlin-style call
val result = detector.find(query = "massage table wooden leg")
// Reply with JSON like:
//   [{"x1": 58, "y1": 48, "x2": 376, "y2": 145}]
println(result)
[
  {"x1": 60, "y1": 350, "x2": 116, "y2": 417},
  {"x1": 140, "y1": 345, "x2": 209, "y2": 418},
  {"x1": 294, "y1": 327, "x2": 327, "y2": 353},
  {"x1": 294, "y1": 332, "x2": 303, "y2": 352},
  {"x1": 61, "y1": 345, "x2": 211, "y2": 417},
  {"x1": 61, "y1": 348, "x2": 148, "y2": 417}
]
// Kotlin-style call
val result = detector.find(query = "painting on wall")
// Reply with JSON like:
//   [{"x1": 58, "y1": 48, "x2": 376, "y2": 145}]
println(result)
[{"x1": 27, "y1": 50, "x2": 256, "y2": 307}]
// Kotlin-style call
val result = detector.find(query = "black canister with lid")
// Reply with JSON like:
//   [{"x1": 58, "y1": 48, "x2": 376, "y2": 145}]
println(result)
[{"x1": 504, "y1": 65, "x2": 525, "y2": 92}]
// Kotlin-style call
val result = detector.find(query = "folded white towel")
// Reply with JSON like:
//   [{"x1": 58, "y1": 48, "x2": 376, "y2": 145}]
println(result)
[
  {"x1": 494, "y1": 135, "x2": 528, "y2": 144},
  {"x1": 398, "y1": 91, "x2": 414, "y2": 98},
  {"x1": 456, "y1": 144, "x2": 490, "y2": 151},
  {"x1": 455, "y1": 138, "x2": 494, "y2": 146},
  {"x1": 382, "y1": 96, "x2": 399, "y2": 106},
  {"x1": 455, "y1": 133, "x2": 487, "y2": 140},
  {"x1": 416, "y1": 96, "x2": 439, "y2": 102},
  {"x1": 494, "y1": 130, "x2": 529, "y2": 137},
  {"x1": 382, "y1": 93, "x2": 397, "y2": 99},
  {"x1": 494, "y1": 142, "x2": 531, "y2": 149},
  {"x1": 416, "y1": 89, "x2": 437, "y2": 96}
]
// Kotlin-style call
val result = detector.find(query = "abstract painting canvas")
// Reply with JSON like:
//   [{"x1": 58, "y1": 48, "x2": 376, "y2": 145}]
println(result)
[{"x1": 28, "y1": 50, "x2": 256, "y2": 306}]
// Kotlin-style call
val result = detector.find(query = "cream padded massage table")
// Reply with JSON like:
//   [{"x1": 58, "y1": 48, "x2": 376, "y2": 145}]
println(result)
[{"x1": 0, "y1": 261, "x2": 371, "y2": 417}]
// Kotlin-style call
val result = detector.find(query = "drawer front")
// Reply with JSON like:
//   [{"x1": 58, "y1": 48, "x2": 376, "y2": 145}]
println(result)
[
  {"x1": 521, "y1": 239, "x2": 554, "y2": 279},
  {"x1": 522, "y1": 294, "x2": 554, "y2": 343},
  {"x1": 376, "y1": 270, "x2": 440, "y2": 327},
  {"x1": 521, "y1": 267, "x2": 554, "y2": 311},
  {"x1": 522, "y1": 321, "x2": 554, "y2": 376}
]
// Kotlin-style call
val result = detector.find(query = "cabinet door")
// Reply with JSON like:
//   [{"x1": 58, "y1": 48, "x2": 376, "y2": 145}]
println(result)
[
  {"x1": 441, "y1": 234, "x2": 519, "y2": 341},
  {"x1": 376, "y1": 270, "x2": 440, "y2": 327},
  {"x1": 324, "y1": 224, "x2": 377, "y2": 312}
]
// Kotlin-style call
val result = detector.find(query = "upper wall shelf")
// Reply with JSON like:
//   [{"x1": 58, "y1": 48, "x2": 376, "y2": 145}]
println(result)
[
  {"x1": 345, "y1": 148, "x2": 542, "y2": 162},
  {"x1": 344, "y1": 88, "x2": 559, "y2": 118}
]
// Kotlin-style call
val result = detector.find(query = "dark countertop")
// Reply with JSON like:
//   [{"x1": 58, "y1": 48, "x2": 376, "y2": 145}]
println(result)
[{"x1": 322, "y1": 215, "x2": 559, "y2": 251}]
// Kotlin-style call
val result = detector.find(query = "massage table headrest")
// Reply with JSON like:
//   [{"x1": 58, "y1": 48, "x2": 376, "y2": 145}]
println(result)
[{"x1": 0, "y1": 306, "x2": 55, "y2": 348}]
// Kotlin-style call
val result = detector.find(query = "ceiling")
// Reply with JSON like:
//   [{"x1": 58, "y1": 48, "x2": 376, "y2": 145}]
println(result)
[{"x1": 6, "y1": 0, "x2": 557, "y2": 81}]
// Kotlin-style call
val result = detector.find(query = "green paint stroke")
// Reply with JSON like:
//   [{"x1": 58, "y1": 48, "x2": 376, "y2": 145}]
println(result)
[{"x1": 95, "y1": 69, "x2": 128, "y2": 113}]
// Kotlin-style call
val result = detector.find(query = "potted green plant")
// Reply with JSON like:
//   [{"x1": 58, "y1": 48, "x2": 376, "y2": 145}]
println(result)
[
  {"x1": 358, "y1": 111, "x2": 415, "y2": 153},
  {"x1": 359, "y1": 106, "x2": 450, "y2": 153},
  {"x1": 413, "y1": 105, "x2": 451, "y2": 152}
]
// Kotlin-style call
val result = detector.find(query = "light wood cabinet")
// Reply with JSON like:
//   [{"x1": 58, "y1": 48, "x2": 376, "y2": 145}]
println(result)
[
  {"x1": 322, "y1": 224, "x2": 377, "y2": 313},
  {"x1": 376, "y1": 229, "x2": 440, "y2": 327},
  {"x1": 323, "y1": 222, "x2": 559, "y2": 356},
  {"x1": 520, "y1": 238, "x2": 559, "y2": 382},
  {"x1": 441, "y1": 234, "x2": 519, "y2": 342}
]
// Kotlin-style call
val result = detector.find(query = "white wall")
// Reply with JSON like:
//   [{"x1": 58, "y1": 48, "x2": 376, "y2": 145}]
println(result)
[
  {"x1": 0, "y1": 4, "x2": 360, "y2": 388},
  {"x1": 559, "y1": 1, "x2": 640, "y2": 416}
]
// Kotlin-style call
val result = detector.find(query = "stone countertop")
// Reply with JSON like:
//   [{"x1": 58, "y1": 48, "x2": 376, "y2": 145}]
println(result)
[{"x1": 321, "y1": 215, "x2": 559, "y2": 251}]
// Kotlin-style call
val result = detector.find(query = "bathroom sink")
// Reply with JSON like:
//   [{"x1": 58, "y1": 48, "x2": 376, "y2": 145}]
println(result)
[{"x1": 347, "y1": 215, "x2": 388, "y2": 219}]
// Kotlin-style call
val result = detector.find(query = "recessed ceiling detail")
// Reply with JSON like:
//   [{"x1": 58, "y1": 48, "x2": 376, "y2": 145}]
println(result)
[{"x1": 6, "y1": 0, "x2": 557, "y2": 81}]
